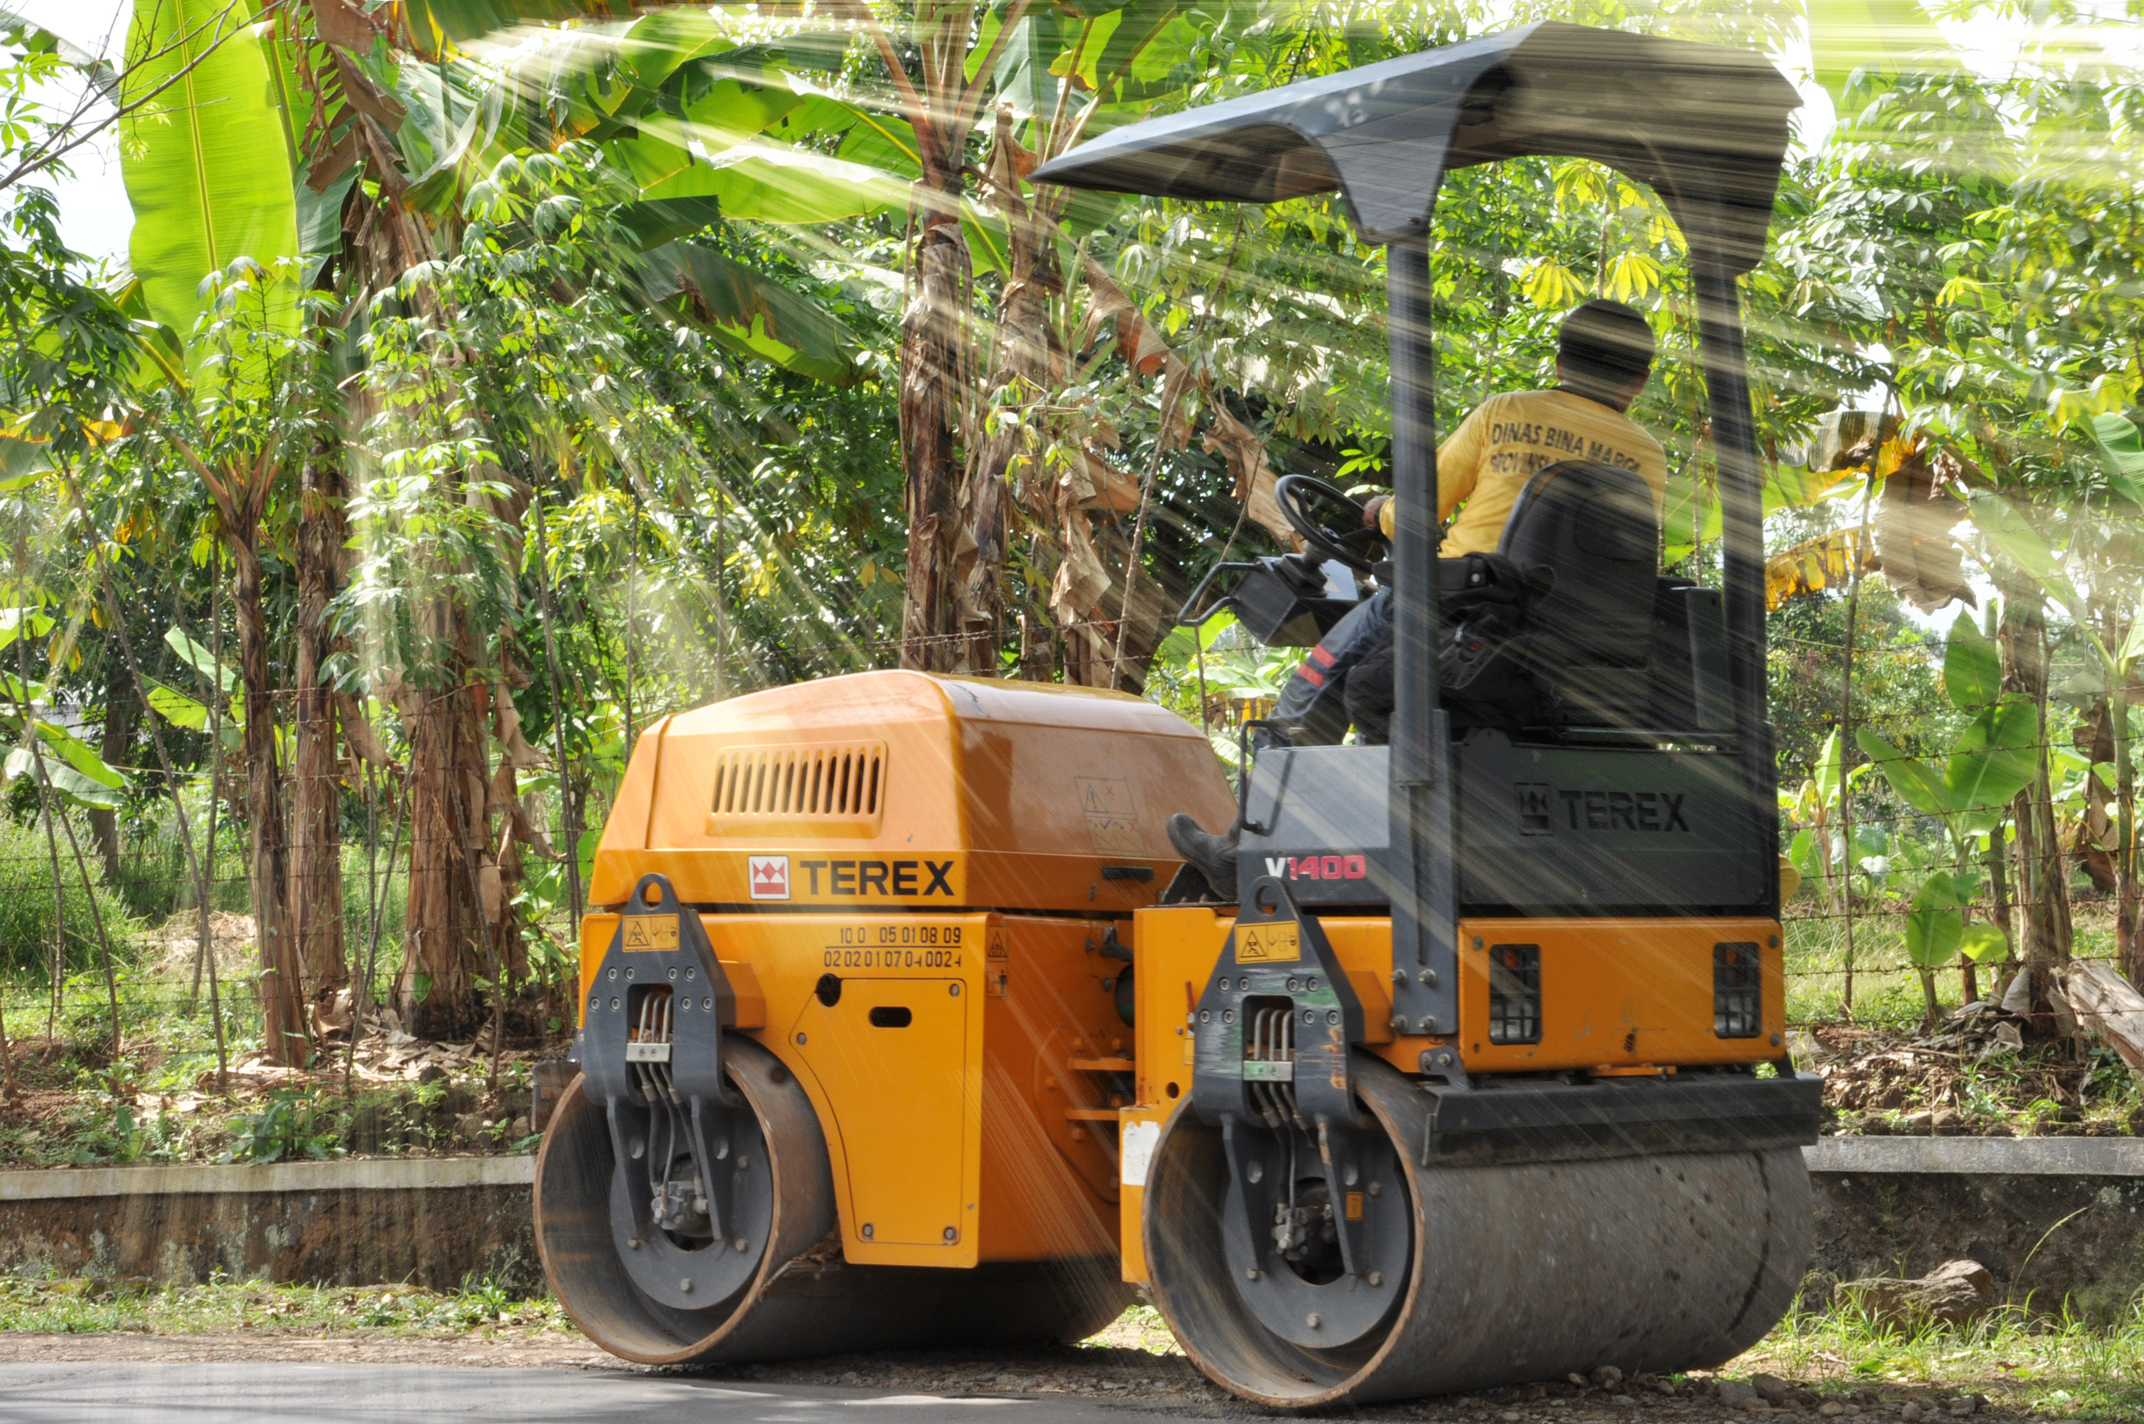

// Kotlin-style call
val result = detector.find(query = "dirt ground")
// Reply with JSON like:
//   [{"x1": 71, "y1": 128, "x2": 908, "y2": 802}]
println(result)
[
  {"x1": 1803, "y1": 1006, "x2": 2141, "y2": 1138},
  {"x1": 0, "y1": 1330, "x2": 2040, "y2": 1422}
]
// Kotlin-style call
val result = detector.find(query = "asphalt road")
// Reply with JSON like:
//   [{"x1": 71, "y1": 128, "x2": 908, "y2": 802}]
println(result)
[{"x1": 0, "y1": 1362, "x2": 1210, "y2": 1423}]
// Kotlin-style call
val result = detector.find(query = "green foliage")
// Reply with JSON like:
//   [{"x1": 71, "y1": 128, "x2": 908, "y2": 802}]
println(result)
[
  {"x1": 1768, "y1": 1294, "x2": 2144, "y2": 1410},
  {"x1": 632, "y1": 240, "x2": 861, "y2": 384},
  {"x1": 117, "y1": 0, "x2": 298, "y2": 354},
  {"x1": 221, "y1": 1091, "x2": 341, "y2": 1164},
  {"x1": 0, "y1": 815, "x2": 141, "y2": 977},
  {"x1": 1941, "y1": 616, "x2": 2002, "y2": 714},
  {"x1": 1768, "y1": 581, "x2": 1950, "y2": 787},
  {"x1": 0, "y1": 1273, "x2": 571, "y2": 1334}
]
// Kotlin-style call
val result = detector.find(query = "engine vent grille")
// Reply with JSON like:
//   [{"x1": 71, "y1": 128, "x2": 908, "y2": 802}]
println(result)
[
  {"x1": 1713, "y1": 941, "x2": 1761, "y2": 1038},
  {"x1": 709, "y1": 742, "x2": 887, "y2": 826},
  {"x1": 1486, "y1": 943, "x2": 1542, "y2": 1045}
]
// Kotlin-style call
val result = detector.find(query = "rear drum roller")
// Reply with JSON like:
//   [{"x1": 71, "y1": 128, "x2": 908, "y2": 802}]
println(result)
[
  {"x1": 537, "y1": 1037, "x2": 1131, "y2": 1365},
  {"x1": 1144, "y1": 1055, "x2": 1811, "y2": 1408}
]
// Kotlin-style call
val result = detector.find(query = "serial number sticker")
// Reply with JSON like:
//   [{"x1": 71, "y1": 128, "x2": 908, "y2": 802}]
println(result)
[
  {"x1": 1240, "y1": 1060, "x2": 1295, "y2": 1082},
  {"x1": 821, "y1": 922, "x2": 965, "y2": 972},
  {"x1": 1235, "y1": 922, "x2": 1301, "y2": 964},
  {"x1": 625, "y1": 1041, "x2": 672, "y2": 1063},
  {"x1": 621, "y1": 917, "x2": 680, "y2": 953}
]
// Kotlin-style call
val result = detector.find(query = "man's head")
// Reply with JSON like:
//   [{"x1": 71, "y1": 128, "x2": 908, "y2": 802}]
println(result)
[{"x1": 1555, "y1": 300, "x2": 1655, "y2": 410}]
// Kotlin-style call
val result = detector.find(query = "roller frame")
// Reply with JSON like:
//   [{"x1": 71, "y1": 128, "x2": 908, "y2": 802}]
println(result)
[
  {"x1": 578, "y1": 873, "x2": 759, "y2": 1311},
  {"x1": 1189, "y1": 875, "x2": 1406, "y2": 1343}
]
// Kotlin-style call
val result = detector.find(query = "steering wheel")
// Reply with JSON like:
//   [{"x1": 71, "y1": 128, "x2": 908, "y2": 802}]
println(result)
[{"x1": 1274, "y1": 474, "x2": 1390, "y2": 573}]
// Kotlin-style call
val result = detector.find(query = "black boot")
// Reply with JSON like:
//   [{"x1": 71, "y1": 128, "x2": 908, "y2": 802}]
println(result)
[{"x1": 1167, "y1": 812, "x2": 1241, "y2": 899}]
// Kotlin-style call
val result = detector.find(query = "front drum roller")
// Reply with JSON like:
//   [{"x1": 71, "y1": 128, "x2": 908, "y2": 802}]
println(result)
[
  {"x1": 1144, "y1": 1055, "x2": 1812, "y2": 1409},
  {"x1": 535, "y1": 1037, "x2": 1129, "y2": 1365}
]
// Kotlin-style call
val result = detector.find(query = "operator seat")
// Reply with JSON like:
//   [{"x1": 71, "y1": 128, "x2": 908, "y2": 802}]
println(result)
[{"x1": 1492, "y1": 459, "x2": 1659, "y2": 728}]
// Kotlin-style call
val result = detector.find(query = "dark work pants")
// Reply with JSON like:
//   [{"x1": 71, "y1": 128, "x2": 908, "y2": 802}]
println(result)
[{"x1": 1263, "y1": 589, "x2": 1393, "y2": 749}]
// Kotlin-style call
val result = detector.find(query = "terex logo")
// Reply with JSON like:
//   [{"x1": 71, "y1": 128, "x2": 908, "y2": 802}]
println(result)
[
  {"x1": 796, "y1": 859, "x2": 957, "y2": 897},
  {"x1": 1556, "y1": 789, "x2": 1691, "y2": 833},
  {"x1": 1263, "y1": 854, "x2": 1369, "y2": 882},
  {"x1": 748, "y1": 855, "x2": 790, "y2": 900}
]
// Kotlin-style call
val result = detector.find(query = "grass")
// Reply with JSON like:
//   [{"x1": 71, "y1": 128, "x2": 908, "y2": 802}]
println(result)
[
  {"x1": 0, "y1": 1272, "x2": 574, "y2": 1337},
  {"x1": 1081, "y1": 1304, "x2": 1185, "y2": 1355},
  {"x1": 1783, "y1": 894, "x2": 2131, "y2": 1032},
  {"x1": 1752, "y1": 1300, "x2": 2144, "y2": 1420},
  {"x1": 1783, "y1": 910, "x2": 1961, "y2": 1028}
]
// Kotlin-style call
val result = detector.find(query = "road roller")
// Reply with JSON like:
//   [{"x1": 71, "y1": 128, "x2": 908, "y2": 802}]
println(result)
[{"x1": 535, "y1": 20, "x2": 1821, "y2": 1409}]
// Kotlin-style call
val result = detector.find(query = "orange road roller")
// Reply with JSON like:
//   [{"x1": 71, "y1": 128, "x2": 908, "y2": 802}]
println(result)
[{"x1": 535, "y1": 22, "x2": 1821, "y2": 1409}]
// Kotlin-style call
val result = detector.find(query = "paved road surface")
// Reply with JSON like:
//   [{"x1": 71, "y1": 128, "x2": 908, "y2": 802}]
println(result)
[{"x1": 0, "y1": 1362, "x2": 1211, "y2": 1423}]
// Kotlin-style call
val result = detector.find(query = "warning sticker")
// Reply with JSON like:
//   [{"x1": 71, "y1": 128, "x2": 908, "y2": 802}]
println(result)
[
  {"x1": 1077, "y1": 777, "x2": 1145, "y2": 855},
  {"x1": 986, "y1": 929, "x2": 1009, "y2": 998},
  {"x1": 1235, "y1": 922, "x2": 1301, "y2": 964},
  {"x1": 621, "y1": 917, "x2": 680, "y2": 953},
  {"x1": 1345, "y1": 1191, "x2": 1364, "y2": 1221},
  {"x1": 1120, "y1": 1119, "x2": 1161, "y2": 1187}
]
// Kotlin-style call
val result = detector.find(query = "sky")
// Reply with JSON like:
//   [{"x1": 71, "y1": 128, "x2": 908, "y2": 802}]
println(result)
[{"x1": 17, "y1": 0, "x2": 134, "y2": 263}]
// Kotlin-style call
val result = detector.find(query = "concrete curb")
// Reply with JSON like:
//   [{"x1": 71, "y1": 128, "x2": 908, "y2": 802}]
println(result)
[
  {"x1": 2, "y1": 1138, "x2": 2143, "y2": 1309},
  {"x1": 1804, "y1": 1134, "x2": 2144, "y2": 1176},
  {"x1": 0, "y1": 1154, "x2": 536, "y2": 1201},
  {"x1": 2, "y1": 1137, "x2": 2135, "y2": 1203}
]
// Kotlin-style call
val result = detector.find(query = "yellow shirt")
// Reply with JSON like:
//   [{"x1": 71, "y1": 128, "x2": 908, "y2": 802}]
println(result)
[{"x1": 1376, "y1": 389, "x2": 1668, "y2": 557}]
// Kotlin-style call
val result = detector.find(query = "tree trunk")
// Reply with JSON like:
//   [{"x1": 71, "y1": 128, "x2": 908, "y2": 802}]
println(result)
[
  {"x1": 231, "y1": 537, "x2": 308, "y2": 1065},
  {"x1": 1999, "y1": 574, "x2": 2073, "y2": 1033},
  {"x1": 1838, "y1": 482, "x2": 1868, "y2": 1015},
  {"x1": 2114, "y1": 669, "x2": 2140, "y2": 985},
  {"x1": 1989, "y1": 819, "x2": 2016, "y2": 995},
  {"x1": 961, "y1": 110, "x2": 1060, "y2": 682},
  {"x1": 893, "y1": 0, "x2": 993, "y2": 678},
  {"x1": 88, "y1": 650, "x2": 137, "y2": 882},
  {"x1": 288, "y1": 454, "x2": 347, "y2": 1002},
  {"x1": 1059, "y1": 522, "x2": 1175, "y2": 692},
  {"x1": 898, "y1": 201, "x2": 978, "y2": 674},
  {"x1": 1917, "y1": 966, "x2": 1941, "y2": 1028},
  {"x1": 390, "y1": 607, "x2": 493, "y2": 1040}
]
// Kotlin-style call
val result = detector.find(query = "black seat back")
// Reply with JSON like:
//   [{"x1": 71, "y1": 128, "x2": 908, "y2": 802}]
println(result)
[{"x1": 1496, "y1": 460, "x2": 1658, "y2": 725}]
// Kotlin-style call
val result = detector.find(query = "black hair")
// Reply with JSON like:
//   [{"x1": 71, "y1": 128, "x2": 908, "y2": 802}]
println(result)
[{"x1": 1557, "y1": 300, "x2": 1655, "y2": 388}]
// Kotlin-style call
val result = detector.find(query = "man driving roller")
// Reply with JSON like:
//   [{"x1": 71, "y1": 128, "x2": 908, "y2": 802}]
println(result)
[{"x1": 1166, "y1": 299, "x2": 1669, "y2": 893}]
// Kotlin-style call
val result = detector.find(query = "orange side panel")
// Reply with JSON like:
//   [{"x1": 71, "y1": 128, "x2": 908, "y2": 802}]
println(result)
[
  {"x1": 581, "y1": 908, "x2": 1125, "y2": 1268},
  {"x1": 1455, "y1": 917, "x2": 1784, "y2": 1071},
  {"x1": 584, "y1": 719, "x2": 666, "y2": 905},
  {"x1": 1119, "y1": 907, "x2": 1234, "y2": 1283},
  {"x1": 974, "y1": 918, "x2": 1130, "y2": 1264}
]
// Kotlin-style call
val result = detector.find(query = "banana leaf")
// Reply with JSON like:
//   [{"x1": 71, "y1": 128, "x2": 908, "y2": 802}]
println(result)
[
  {"x1": 635, "y1": 242, "x2": 858, "y2": 385},
  {"x1": 118, "y1": 0, "x2": 298, "y2": 350},
  {"x1": 1942, "y1": 615, "x2": 2002, "y2": 713},
  {"x1": 1904, "y1": 871, "x2": 1965, "y2": 969}
]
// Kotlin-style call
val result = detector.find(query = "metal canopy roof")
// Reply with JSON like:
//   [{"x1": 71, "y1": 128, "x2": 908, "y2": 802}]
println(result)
[{"x1": 1031, "y1": 21, "x2": 1800, "y2": 273}]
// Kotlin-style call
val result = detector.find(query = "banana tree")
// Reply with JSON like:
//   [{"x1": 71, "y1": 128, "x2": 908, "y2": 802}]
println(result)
[
  {"x1": 516, "y1": 0, "x2": 1225, "y2": 674},
  {"x1": 1781, "y1": 727, "x2": 1878, "y2": 917},
  {"x1": 1970, "y1": 482, "x2": 2144, "y2": 986},
  {"x1": 109, "y1": 0, "x2": 886, "y2": 1046},
  {"x1": 1856, "y1": 616, "x2": 2037, "y2": 1024}
]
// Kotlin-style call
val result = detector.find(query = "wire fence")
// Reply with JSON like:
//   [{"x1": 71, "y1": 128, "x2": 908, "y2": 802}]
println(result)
[{"x1": 0, "y1": 604, "x2": 2122, "y2": 1061}]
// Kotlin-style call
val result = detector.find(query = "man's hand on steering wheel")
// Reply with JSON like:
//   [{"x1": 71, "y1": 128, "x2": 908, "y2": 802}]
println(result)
[{"x1": 1274, "y1": 475, "x2": 1391, "y2": 572}]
